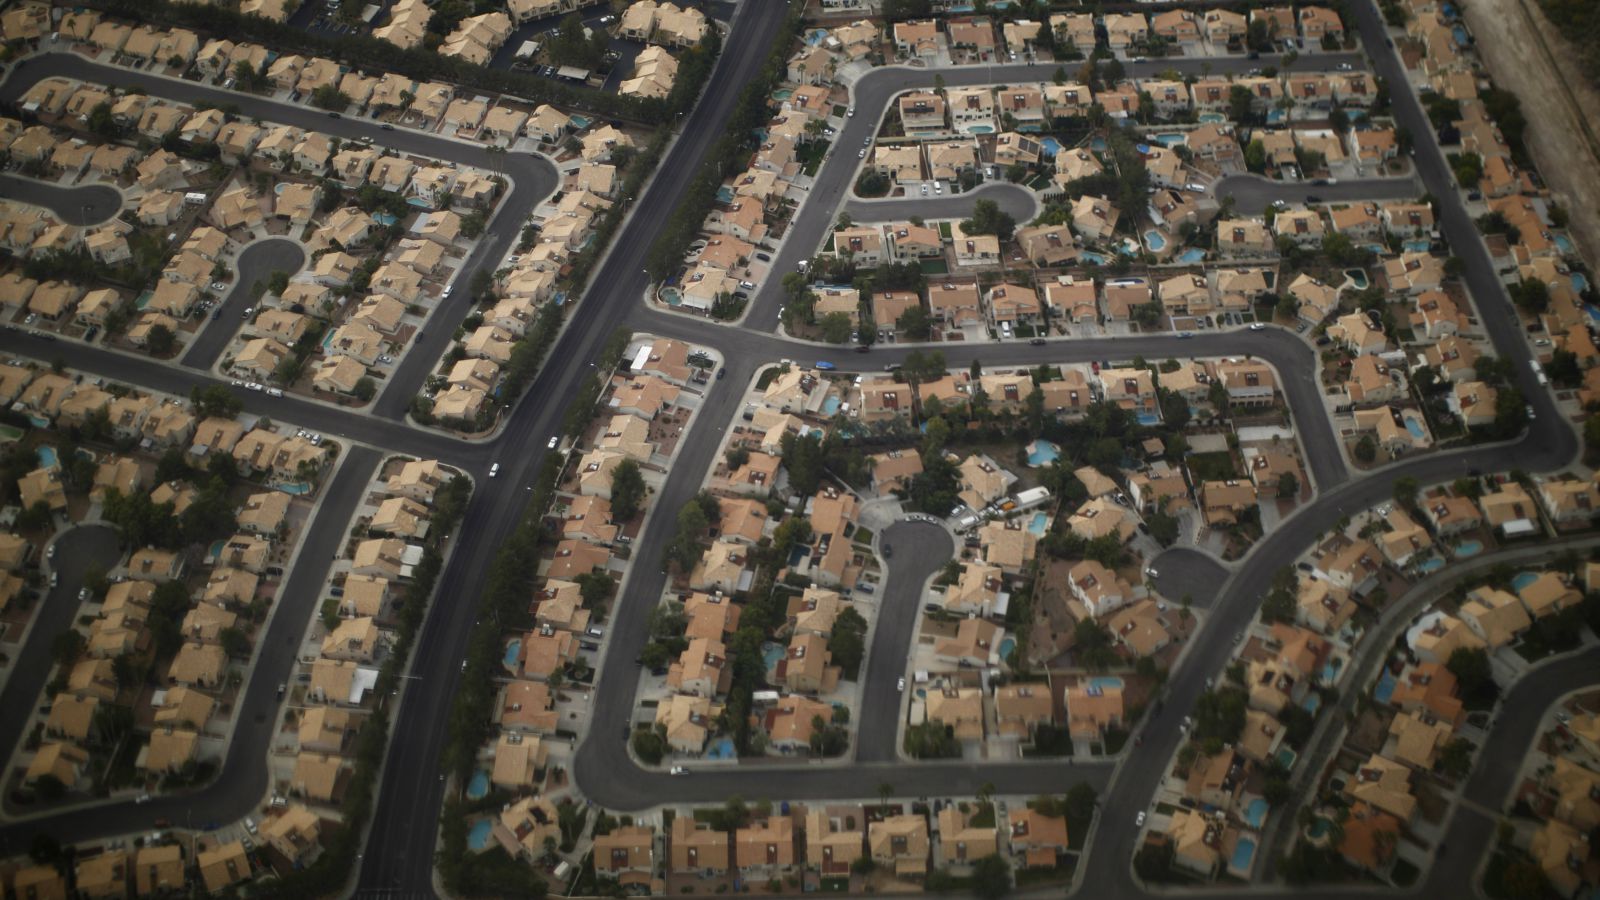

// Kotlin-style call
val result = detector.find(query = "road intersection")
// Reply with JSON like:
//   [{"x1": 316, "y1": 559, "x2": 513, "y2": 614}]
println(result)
[{"x1": 0, "y1": 3, "x2": 1587, "y2": 898}]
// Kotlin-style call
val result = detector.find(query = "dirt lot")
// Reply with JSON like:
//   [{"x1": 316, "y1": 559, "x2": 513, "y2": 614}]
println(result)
[{"x1": 1463, "y1": 0, "x2": 1600, "y2": 266}]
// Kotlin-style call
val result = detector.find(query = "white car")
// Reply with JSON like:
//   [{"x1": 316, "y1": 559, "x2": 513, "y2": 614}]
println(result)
[
  {"x1": 670, "y1": 765, "x2": 689, "y2": 775},
  {"x1": 847, "y1": 106, "x2": 856, "y2": 117},
  {"x1": 1135, "y1": 811, "x2": 1146, "y2": 828},
  {"x1": 242, "y1": 306, "x2": 254, "y2": 317},
  {"x1": 934, "y1": 182, "x2": 943, "y2": 194},
  {"x1": 1143, "y1": 566, "x2": 1159, "y2": 578},
  {"x1": 1249, "y1": 323, "x2": 1266, "y2": 331},
  {"x1": 547, "y1": 436, "x2": 560, "y2": 450},
  {"x1": 441, "y1": 285, "x2": 453, "y2": 298},
  {"x1": 857, "y1": 149, "x2": 865, "y2": 159},
  {"x1": 896, "y1": 677, "x2": 906, "y2": 692},
  {"x1": 489, "y1": 462, "x2": 501, "y2": 478},
  {"x1": 920, "y1": 184, "x2": 928, "y2": 195}
]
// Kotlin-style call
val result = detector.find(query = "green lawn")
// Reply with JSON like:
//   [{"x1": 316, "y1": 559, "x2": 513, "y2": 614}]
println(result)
[{"x1": 1188, "y1": 451, "x2": 1239, "y2": 481}]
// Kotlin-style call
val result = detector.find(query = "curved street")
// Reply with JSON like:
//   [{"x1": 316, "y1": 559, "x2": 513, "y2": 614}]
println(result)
[
  {"x1": 181, "y1": 237, "x2": 307, "y2": 370},
  {"x1": 843, "y1": 181, "x2": 1039, "y2": 226},
  {"x1": 0, "y1": 2, "x2": 1587, "y2": 898},
  {"x1": 0, "y1": 174, "x2": 121, "y2": 225},
  {"x1": 0, "y1": 524, "x2": 121, "y2": 816}
]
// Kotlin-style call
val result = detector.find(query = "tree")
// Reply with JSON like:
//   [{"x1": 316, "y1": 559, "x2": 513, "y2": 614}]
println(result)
[
  {"x1": 191, "y1": 384, "x2": 243, "y2": 420},
  {"x1": 1393, "y1": 476, "x2": 1419, "y2": 511},
  {"x1": 1277, "y1": 471, "x2": 1299, "y2": 499},
  {"x1": 897, "y1": 304, "x2": 934, "y2": 340},
  {"x1": 971, "y1": 855, "x2": 1011, "y2": 899},
  {"x1": 818, "y1": 312, "x2": 854, "y2": 344},
  {"x1": 959, "y1": 198, "x2": 1016, "y2": 241},
  {"x1": 1353, "y1": 434, "x2": 1377, "y2": 464},
  {"x1": 609, "y1": 459, "x2": 645, "y2": 521},
  {"x1": 1148, "y1": 509, "x2": 1179, "y2": 547},
  {"x1": 1133, "y1": 841, "x2": 1175, "y2": 883},
  {"x1": 309, "y1": 85, "x2": 352, "y2": 111},
  {"x1": 1447, "y1": 646, "x2": 1496, "y2": 704},
  {"x1": 146, "y1": 324, "x2": 176, "y2": 355},
  {"x1": 51, "y1": 629, "x2": 86, "y2": 669},
  {"x1": 827, "y1": 606, "x2": 869, "y2": 678},
  {"x1": 1437, "y1": 737, "x2": 1474, "y2": 778}
]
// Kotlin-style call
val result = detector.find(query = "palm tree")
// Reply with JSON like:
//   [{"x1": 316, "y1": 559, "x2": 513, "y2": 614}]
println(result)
[{"x1": 877, "y1": 781, "x2": 893, "y2": 813}]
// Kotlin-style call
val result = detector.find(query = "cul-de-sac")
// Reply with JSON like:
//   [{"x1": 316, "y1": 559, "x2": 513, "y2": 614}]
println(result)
[{"x1": 0, "y1": 0, "x2": 1596, "y2": 897}]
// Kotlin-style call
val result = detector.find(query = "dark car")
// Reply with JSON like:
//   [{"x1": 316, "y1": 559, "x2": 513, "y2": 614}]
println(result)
[
  {"x1": 381, "y1": 123, "x2": 395, "y2": 131},
  {"x1": 1305, "y1": 194, "x2": 1323, "y2": 203},
  {"x1": 1029, "y1": 337, "x2": 1046, "y2": 345},
  {"x1": 854, "y1": 345, "x2": 870, "y2": 353},
  {"x1": 327, "y1": 111, "x2": 342, "y2": 118},
  {"x1": 716, "y1": 368, "x2": 726, "y2": 379}
]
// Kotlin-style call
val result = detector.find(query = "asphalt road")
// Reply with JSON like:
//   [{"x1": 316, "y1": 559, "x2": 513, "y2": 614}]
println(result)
[
  {"x1": 1145, "y1": 547, "x2": 1229, "y2": 609},
  {"x1": 842, "y1": 181, "x2": 1038, "y2": 226},
  {"x1": 855, "y1": 520, "x2": 953, "y2": 762},
  {"x1": 0, "y1": 448, "x2": 378, "y2": 843},
  {"x1": 1213, "y1": 172, "x2": 1423, "y2": 214},
  {"x1": 0, "y1": 525, "x2": 120, "y2": 813},
  {"x1": 180, "y1": 237, "x2": 306, "y2": 370},
  {"x1": 0, "y1": 328, "x2": 474, "y2": 465},
  {"x1": 0, "y1": 174, "x2": 122, "y2": 225}
]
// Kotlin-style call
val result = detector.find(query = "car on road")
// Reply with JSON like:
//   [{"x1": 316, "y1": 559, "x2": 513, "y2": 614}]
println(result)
[
  {"x1": 1178, "y1": 331, "x2": 1193, "y2": 338},
  {"x1": 266, "y1": 387, "x2": 283, "y2": 397},
  {"x1": 210, "y1": 281, "x2": 228, "y2": 291},
  {"x1": 547, "y1": 436, "x2": 560, "y2": 449},
  {"x1": 489, "y1": 463, "x2": 501, "y2": 477},
  {"x1": 1525, "y1": 404, "x2": 1536, "y2": 420},
  {"x1": 1305, "y1": 194, "x2": 1323, "y2": 203},
  {"x1": 669, "y1": 766, "x2": 689, "y2": 775},
  {"x1": 1337, "y1": 62, "x2": 1354, "y2": 70},
  {"x1": 1249, "y1": 323, "x2": 1266, "y2": 330},
  {"x1": 1029, "y1": 337, "x2": 1046, "y2": 345},
  {"x1": 381, "y1": 123, "x2": 395, "y2": 130},
  {"x1": 857, "y1": 149, "x2": 866, "y2": 159},
  {"x1": 814, "y1": 360, "x2": 836, "y2": 370},
  {"x1": 847, "y1": 107, "x2": 856, "y2": 117},
  {"x1": 717, "y1": 367, "x2": 727, "y2": 378},
  {"x1": 442, "y1": 284, "x2": 453, "y2": 298},
  {"x1": 242, "y1": 306, "x2": 254, "y2": 317},
  {"x1": 896, "y1": 677, "x2": 906, "y2": 692},
  {"x1": 882, "y1": 543, "x2": 893, "y2": 558},
  {"x1": 1144, "y1": 566, "x2": 1159, "y2": 578},
  {"x1": 135, "y1": 794, "x2": 151, "y2": 804},
  {"x1": 245, "y1": 382, "x2": 264, "y2": 392},
  {"x1": 1135, "y1": 811, "x2": 1146, "y2": 828},
  {"x1": 862, "y1": 136, "x2": 871, "y2": 146}
]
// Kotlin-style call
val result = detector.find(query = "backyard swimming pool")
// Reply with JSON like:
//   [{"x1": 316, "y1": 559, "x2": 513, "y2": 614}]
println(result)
[
  {"x1": 1176, "y1": 248, "x2": 1206, "y2": 264},
  {"x1": 967, "y1": 124, "x2": 995, "y2": 134},
  {"x1": 1026, "y1": 439, "x2": 1060, "y2": 466},
  {"x1": 1453, "y1": 539, "x2": 1483, "y2": 558},
  {"x1": 1373, "y1": 668, "x2": 1398, "y2": 704},
  {"x1": 1417, "y1": 557, "x2": 1445, "y2": 574},
  {"x1": 468, "y1": 818, "x2": 494, "y2": 851},
  {"x1": 1079, "y1": 251, "x2": 1109, "y2": 265},
  {"x1": 998, "y1": 637, "x2": 1016, "y2": 660},
  {"x1": 1244, "y1": 798, "x2": 1269, "y2": 828},
  {"x1": 1090, "y1": 676, "x2": 1124, "y2": 691},
  {"x1": 1040, "y1": 137, "x2": 1062, "y2": 158},
  {"x1": 1555, "y1": 234, "x2": 1575, "y2": 254},
  {"x1": 503, "y1": 638, "x2": 522, "y2": 670},
  {"x1": 1027, "y1": 512, "x2": 1049, "y2": 536},
  {"x1": 466, "y1": 770, "x2": 490, "y2": 800},
  {"x1": 1404, "y1": 415, "x2": 1426, "y2": 439},
  {"x1": 1511, "y1": 571, "x2": 1540, "y2": 592},
  {"x1": 36, "y1": 446, "x2": 58, "y2": 468},
  {"x1": 276, "y1": 482, "x2": 312, "y2": 495},
  {"x1": 706, "y1": 737, "x2": 737, "y2": 759},
  {"x1": 1345, "y1": 268, "x2": 1369, "y2": 289},
  {"x1": 1231, "y1": 837, "x2": 1256, "y2": 872},
  {"x1": 1143, "y1": 230, "x2": 1167, "y2": 251}
]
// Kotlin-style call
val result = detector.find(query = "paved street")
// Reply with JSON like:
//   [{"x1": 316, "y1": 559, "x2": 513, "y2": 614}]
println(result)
[
  {"x1": 842, "y1": 181, "x2": 1038, "y2": 226},
  {"x1": 855, "y1": 520, "x2": 952, "y2": 762},
  {"x1": 0, "y1": 524, "x2": 120, "y2": 815},
  {"x1": 181, "y1": 237, "x2": 306, "y2": 370},
  {"x1": 1214, "y1": 172, "x2": 1423, "y2": 214},
  {"x1": 0, "y1": 174, "x2": 120, "y2": 225},
  {"x1": 0, "y1": 4, "x2": 1588, "y2": 898}
]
